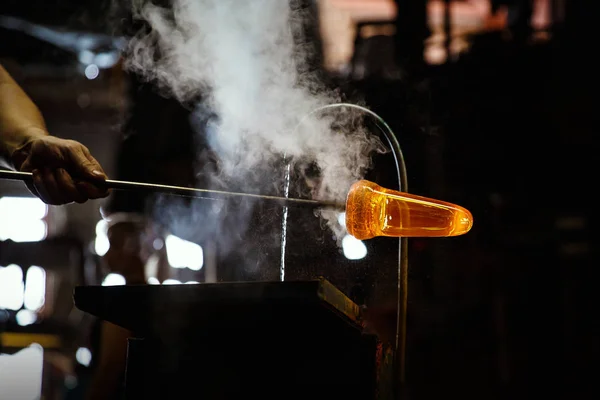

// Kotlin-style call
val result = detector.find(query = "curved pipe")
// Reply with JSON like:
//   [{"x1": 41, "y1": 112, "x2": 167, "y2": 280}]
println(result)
[{"x1": 281, "y1": 102, "x2": 409, "y2": 390}]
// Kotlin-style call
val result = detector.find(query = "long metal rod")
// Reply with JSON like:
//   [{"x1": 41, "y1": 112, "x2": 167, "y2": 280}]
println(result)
[{"x1": 0, "y1": 169, "x2": 345, "y2": 210}]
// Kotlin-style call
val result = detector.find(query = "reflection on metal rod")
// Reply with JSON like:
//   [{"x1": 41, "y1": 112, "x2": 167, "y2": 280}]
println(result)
[{"x1": 0, "y1": 170, "x2": 345, "y2": 211}]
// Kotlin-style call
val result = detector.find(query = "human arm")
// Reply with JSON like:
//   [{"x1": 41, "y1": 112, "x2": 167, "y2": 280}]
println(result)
[{"x1": 0, "y1": 63, "x2": 109, "y2": 204}]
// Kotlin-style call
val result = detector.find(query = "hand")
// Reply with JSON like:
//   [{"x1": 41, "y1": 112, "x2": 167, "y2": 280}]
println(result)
[{"x1": 11, "y1": 132, "x2": 109, "y2": 205}]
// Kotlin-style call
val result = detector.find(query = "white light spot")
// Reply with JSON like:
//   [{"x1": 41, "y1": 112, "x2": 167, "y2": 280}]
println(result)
[
  {"x1": 0, "y1": 220, "x2": 46, "y2": 242},
  {"x1": 78, "y1": 50, "x2": 94, "y2": 65},
  {"x1": 147, "y1": 277, "x2": 160, "y2": 285},
  {"x1": 93, "y1": 52, "x2": 120, "y2": 68},
  {"x1": 75, "y1": 347, "x2": 92, "y2": 367},
  {"x1": 162, "y1": 279, "x2": 181, "y2": 285},
  {"x1": 94, "y1": 235, "x2": 109, "y2": 256},
  {"x1": 338, "y1": 212, "x2": 346, "y2": 228},
  {"x1": 185, "y1": 281, "x2": 199, "y2": 285},
  {"x1": 0, "y1": 197, "x2": 47, "y2": 242},
  {"x1": 95, "y1": 220, "x2": 108, "y2": 236},
  {"x1": 425, "y1": 44, "x2": 447, "y2": 65},
  {"x1": 342, "y1": 234, "x2": 368, "y2": 260},
  {"x1": 165, "y1": 235, "x2": 203, "y2": 271},
  {"x1": 0, "y1": 344, "x2": 44, "y2": 399},
  {"x1": 15, "y1": 309, "x2": 37, "y2": 326},
  {"x1": 153, "y1": 238, "x2": 164, "y2": 250},
  {"x1": 94, "y1": 220, "x2": 109, "y2": 256},
  {"x1": 84, "y1": 64, "x2": 99, "y2": 80},
  {"x1": 0, "y1": 264, "x2": 24, "y2": 310},
  {"x1": 0, "y1": 197, "x2": 47, "y2": 219},
  {"x1": 101, "y1": 273, "x2": 125, "y2": 286},
  {"x1": 24, "y1": 266, "x2": 45, "y2": 311}
]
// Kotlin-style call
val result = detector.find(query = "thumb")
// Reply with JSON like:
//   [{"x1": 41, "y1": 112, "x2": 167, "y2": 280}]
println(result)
[{"x1": 69, "y1": 147, "x2": 106, "y2": 181}]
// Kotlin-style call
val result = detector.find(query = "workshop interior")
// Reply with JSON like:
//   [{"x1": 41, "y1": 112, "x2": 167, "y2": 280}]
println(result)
[{"x1": 0, "y1": 1, "x2": 596, "y2": 399}]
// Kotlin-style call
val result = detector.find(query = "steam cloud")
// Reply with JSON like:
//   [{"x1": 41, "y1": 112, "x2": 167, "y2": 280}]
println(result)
[{"x1": 122, "y1": 0, "x2": 384, "y2": 251}]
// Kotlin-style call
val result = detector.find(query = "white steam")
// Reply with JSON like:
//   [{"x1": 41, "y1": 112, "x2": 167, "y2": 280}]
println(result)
[{"x1": 123, "y1": 0, "x2": 384, "y2": 247}]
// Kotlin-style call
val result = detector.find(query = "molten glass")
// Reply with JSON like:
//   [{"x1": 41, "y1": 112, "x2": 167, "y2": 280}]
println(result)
[{"x1": 345, "y1": 180, "x2": 473, "y2": 240}]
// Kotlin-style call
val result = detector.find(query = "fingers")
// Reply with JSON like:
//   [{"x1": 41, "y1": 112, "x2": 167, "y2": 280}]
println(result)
[
  {"x1": 32, "y1": 169, "x2": 66, "y2": 205},
  {"x1": 70, "y1": 146, "x2": 110, "y2": 199},
  {"x1": 80, "y1": 147, "x2": 110, "y2": 198},
  {"x1": 70, "y1": 145, "x2": 107, "y2": 181},
  {"x1": 17, "y1": 137, "x2": 109, "y2": 205},
  {"x1": 55, "y1": 168, "x2": 87, "y2": 204},
  {"x1": 31, "y1": 168, "x2": 108, "y2": 205},
  {"x1": 75, "y1": 181, "x2": 110, "y2": 200}
]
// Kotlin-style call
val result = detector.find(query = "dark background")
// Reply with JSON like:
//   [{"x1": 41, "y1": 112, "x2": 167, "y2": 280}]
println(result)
[{"x1": 1, "y1": 0, "x2": 597, "y2": 399}]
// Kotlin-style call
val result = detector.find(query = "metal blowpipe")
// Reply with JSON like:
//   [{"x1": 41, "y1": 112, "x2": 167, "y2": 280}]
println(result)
[{"x1": 0, "y1": 170, "x2": 345, "y2": 210}]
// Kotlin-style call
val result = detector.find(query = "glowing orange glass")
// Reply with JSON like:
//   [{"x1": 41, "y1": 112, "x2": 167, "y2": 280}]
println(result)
[{"x1": 345, "y1": 180, "x2": 473, "y2": 240}]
